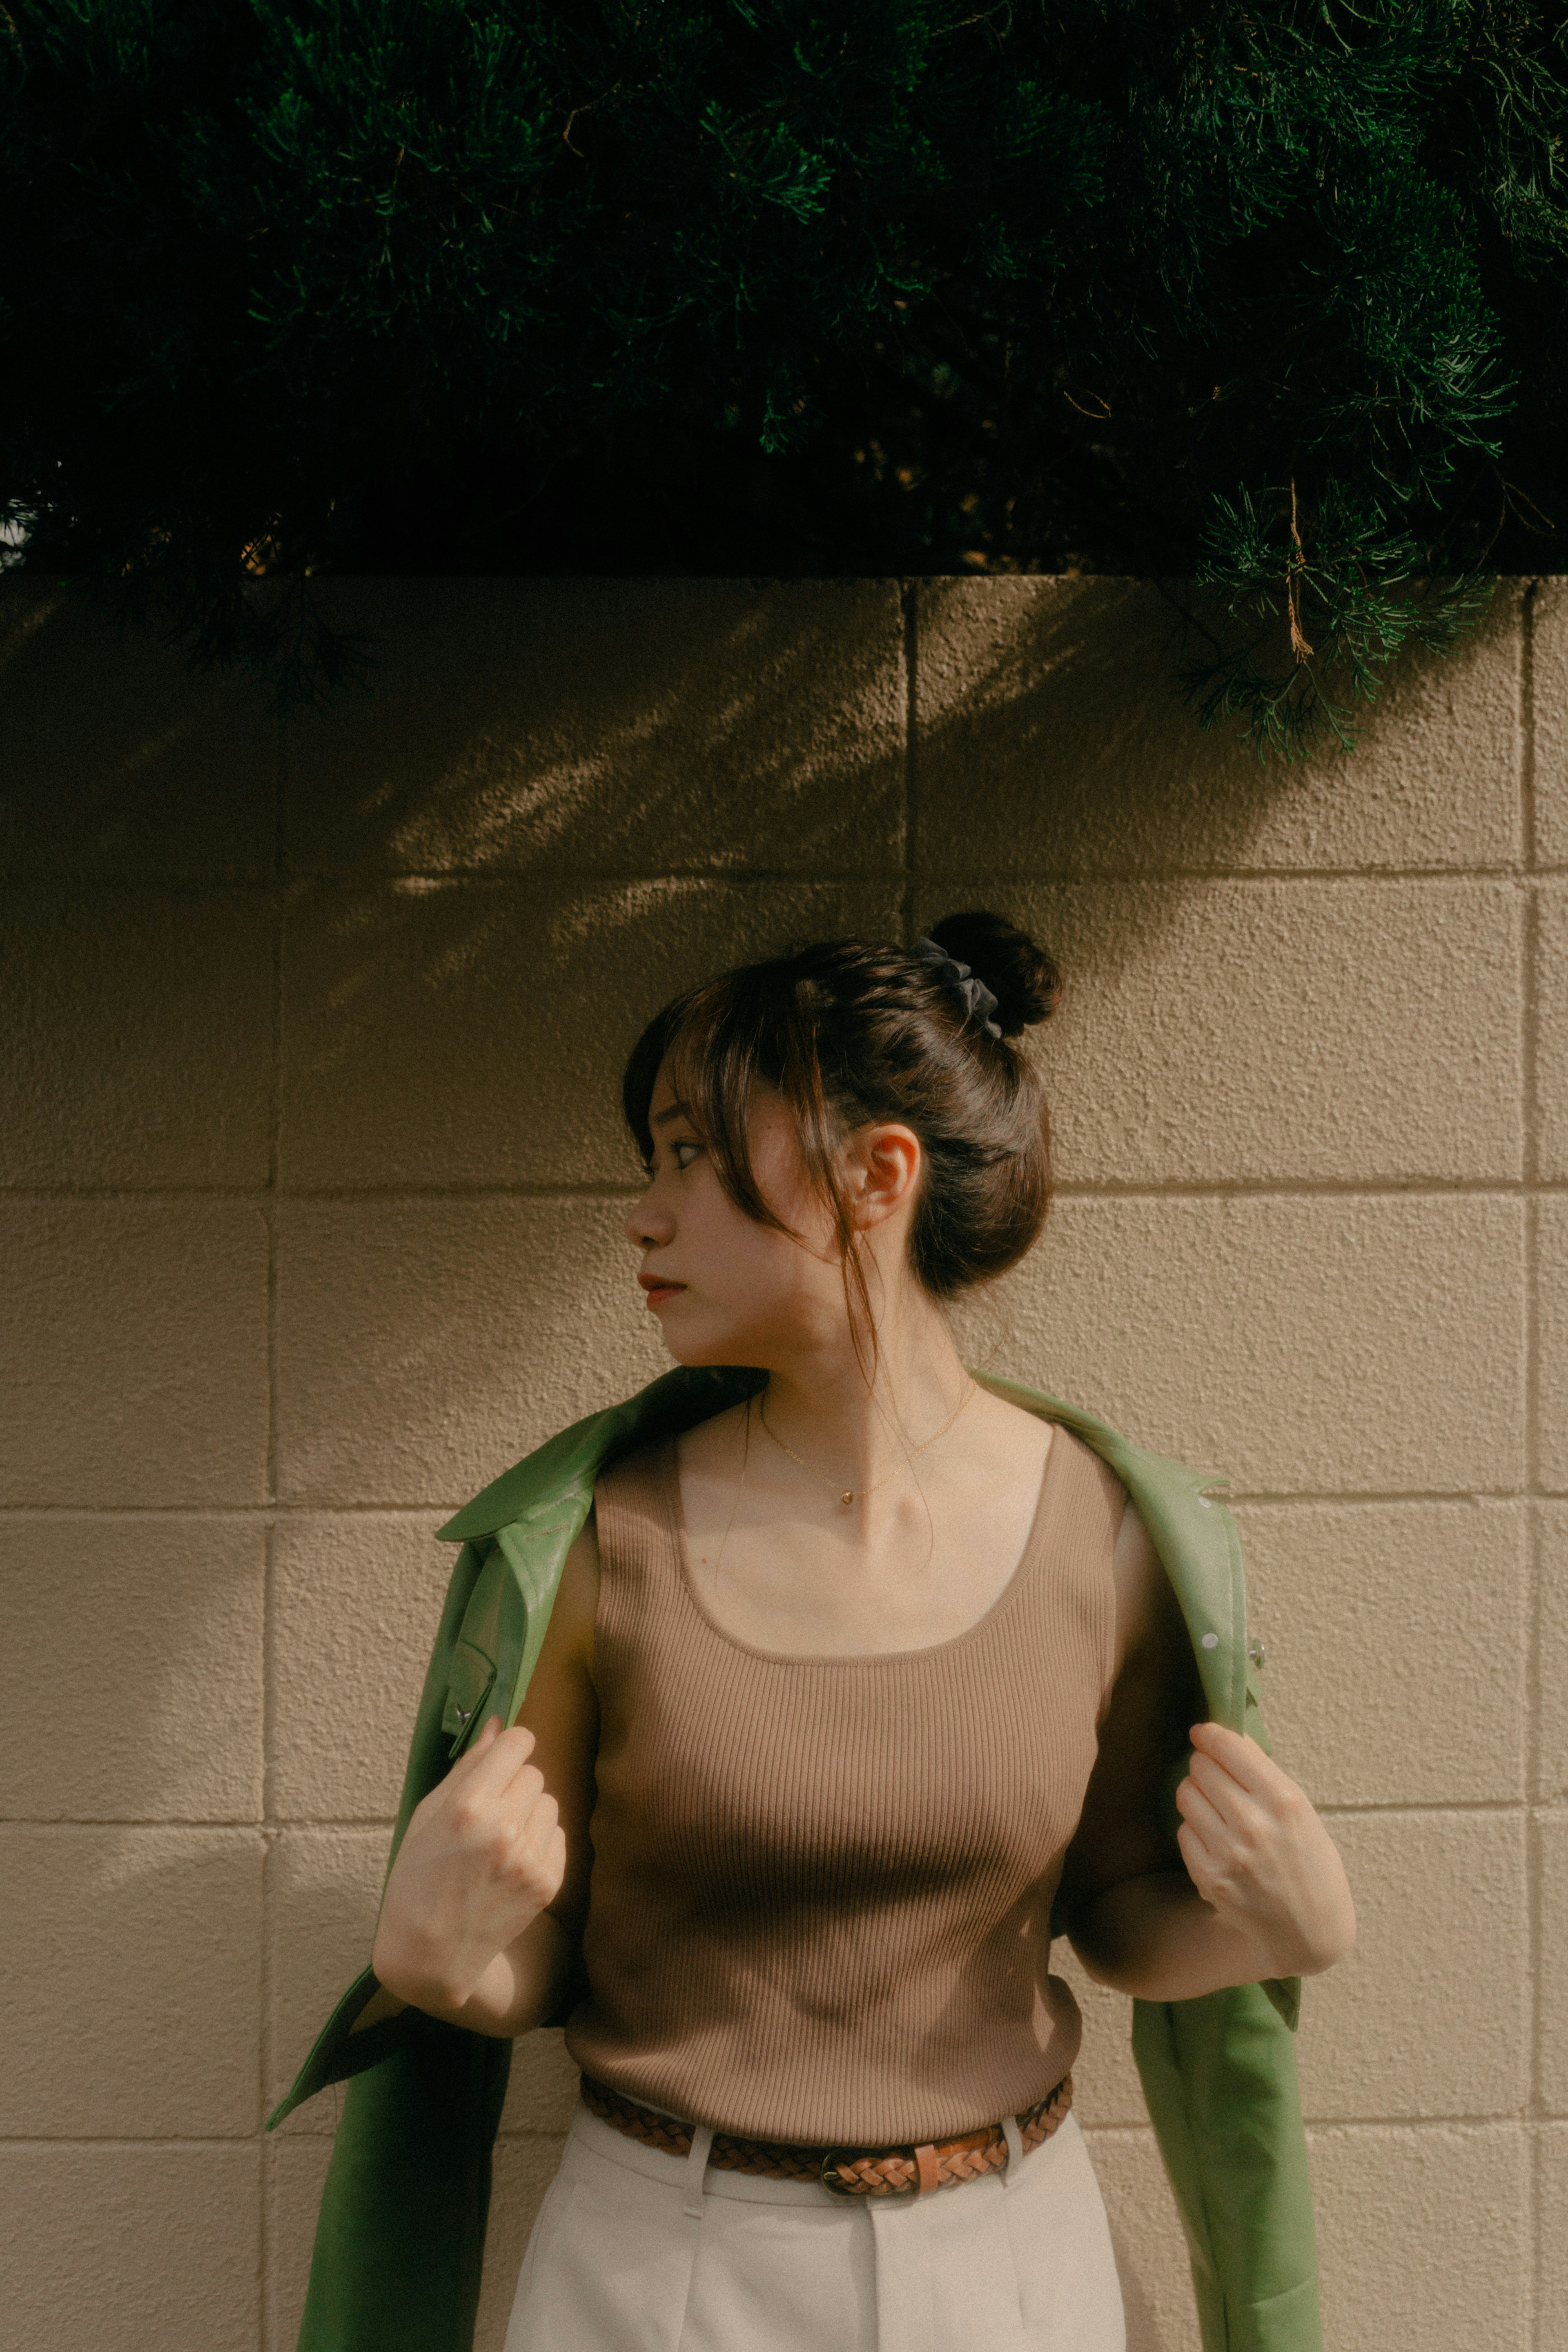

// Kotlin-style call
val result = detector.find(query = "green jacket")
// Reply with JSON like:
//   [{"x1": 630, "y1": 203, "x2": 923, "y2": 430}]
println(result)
[{"x1": 270, "y1": 1363, "x2": 1321, "y2": 2352}]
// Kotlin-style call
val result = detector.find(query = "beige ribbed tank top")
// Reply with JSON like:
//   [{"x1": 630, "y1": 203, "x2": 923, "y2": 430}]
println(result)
[{"x1": 563, "y1": 1420, "x2": 1125, "y2": 2146}]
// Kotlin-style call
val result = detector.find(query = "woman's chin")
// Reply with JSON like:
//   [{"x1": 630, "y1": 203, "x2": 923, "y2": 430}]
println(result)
[{"x1": 657, "y1": 1320, "x2": 759, "y2": 1370}]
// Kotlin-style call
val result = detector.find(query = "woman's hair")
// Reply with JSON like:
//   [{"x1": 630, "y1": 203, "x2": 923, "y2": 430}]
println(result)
[{"x1": 622, "y1": 910, "x2": 1062, "y2": 1330}]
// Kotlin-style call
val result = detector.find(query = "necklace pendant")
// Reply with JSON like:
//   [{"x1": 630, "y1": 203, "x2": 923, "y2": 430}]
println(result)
[{"x1": 840, "y1": 1489, "x2": 854, "y2": 1507}]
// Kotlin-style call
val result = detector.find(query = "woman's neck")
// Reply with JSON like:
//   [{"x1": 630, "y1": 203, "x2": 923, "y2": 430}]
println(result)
[{"x1": 756, "y1": 1295, "x2": 973, "y2": 1487}]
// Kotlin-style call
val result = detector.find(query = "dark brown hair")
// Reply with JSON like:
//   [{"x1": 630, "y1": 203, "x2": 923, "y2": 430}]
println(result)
[{"x1": 622, "y1": 911, "x2": 1062, "y2": 1333}]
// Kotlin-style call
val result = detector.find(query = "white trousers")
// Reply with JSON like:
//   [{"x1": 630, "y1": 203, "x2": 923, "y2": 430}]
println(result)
[{"x1": 503, "y1": 2098, "x2": 1127, "y2": 2352}]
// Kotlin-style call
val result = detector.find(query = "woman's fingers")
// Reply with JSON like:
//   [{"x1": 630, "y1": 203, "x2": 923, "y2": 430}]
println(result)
[
  {"x1": 1176, "y1": 1755, "x2": 1274, "y2": 1908},
  {"x1": 450, "y1": 1775, "x2": 547, "y2": 1855},
  {"x1": 440, "y1": 1726, "x2": 553, "y2": 1837},
  {"x1": 1174, "y1": 1730, "x2": 1357, "y2": 1973},
  {"x1": 1187, "y1": 1728, "x2": 1301, "y2": 1846},
  {"x1": 520, "y1": 1793, "x2": 562, "y2": 1877},
  {"x1": 373, "y1": 1717, "x2": 569, "y2": 2013},
  {"x1": 1174, "y1": 1771, "x2": 1232, "y2": 1851},
  {"x1": 1188, "y1": 1721, "x2": 1286, "y2": 1800},
  {"x1": 1184, "y1": 1747, "x2": 1272, "y2": 1837},
  {"x1": 453, "y1": 1719, "x2": 537, "y2": 1799},
  {"x1": 1174, "y1": 1817, "x2": 1218, "y2": 1895}
]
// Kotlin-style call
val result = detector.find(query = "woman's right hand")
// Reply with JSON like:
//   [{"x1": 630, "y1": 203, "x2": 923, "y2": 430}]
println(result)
[{"x1": 372, "y1": 1715, "x2": 567, "y2": 2014}]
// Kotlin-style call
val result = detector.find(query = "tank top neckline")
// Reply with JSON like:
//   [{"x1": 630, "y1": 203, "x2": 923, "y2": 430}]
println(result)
[{"x1": 657, "y1": 1416, "x2": 1067, "y2": 1668}]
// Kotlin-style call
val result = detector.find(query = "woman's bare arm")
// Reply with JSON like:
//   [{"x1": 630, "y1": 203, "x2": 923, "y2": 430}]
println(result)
[
  {"x1": 1060, "y1": 1496, "x2": 1355, "y2": 2001},
  {"x1": 367, "y1": 1513, "x2": 601, "y2": 2039}
]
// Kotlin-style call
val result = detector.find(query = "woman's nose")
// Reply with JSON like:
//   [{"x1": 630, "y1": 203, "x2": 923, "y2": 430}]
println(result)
[{"x1": 626, "y1": 1189, "x2": 673, "y2": 1249}]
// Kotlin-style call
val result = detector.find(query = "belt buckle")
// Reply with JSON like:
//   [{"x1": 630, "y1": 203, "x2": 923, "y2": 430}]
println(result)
[{"x1": 819, "y1": 2144, "x2": 915, "y2": 2197}]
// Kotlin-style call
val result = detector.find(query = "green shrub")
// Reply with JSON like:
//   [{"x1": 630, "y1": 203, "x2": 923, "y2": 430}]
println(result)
[{"x1": 2, "y1": 0, "x2": 1564, "y2": 749}]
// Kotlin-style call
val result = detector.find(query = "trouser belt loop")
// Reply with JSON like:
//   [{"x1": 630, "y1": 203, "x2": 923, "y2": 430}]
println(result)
[
  {"x1": 683, "y1": 2121, "x2": 715, "y2": 2218},
  {"x1": 1000, "y1": 2111, "x2": 1025, "y2": 2189},
  {"x1": 913, "y1": 2143, "x2": 941, "y2": 2198}
]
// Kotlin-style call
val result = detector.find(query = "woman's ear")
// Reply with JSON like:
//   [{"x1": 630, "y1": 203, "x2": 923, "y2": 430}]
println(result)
[{"x1": 846, "y1": 1122, "x2": 923, "y2": 1228}]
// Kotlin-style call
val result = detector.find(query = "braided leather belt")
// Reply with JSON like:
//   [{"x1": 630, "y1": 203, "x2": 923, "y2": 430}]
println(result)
[{"x1": 579, "y1": 2070, "x2": 1073, "y2": 2198}]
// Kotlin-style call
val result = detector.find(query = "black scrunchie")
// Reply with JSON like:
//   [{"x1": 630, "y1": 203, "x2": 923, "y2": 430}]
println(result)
[{"x1": 912, "y1": 936, "x2": 1002, "y2": 1038}]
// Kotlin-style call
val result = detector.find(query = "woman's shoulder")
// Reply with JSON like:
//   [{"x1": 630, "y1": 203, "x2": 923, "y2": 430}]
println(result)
[
  {"x1": 1042, "y1": 1422, "x2": 1143, "y2": 1643},
  {"x1": 1012, "y1": 1412, "x2": 1157, "y2": 1669},
  {"x1": 594, "y1": 1425, "x2": 678, "y2": 1503},
  {"x1": 526, "y1": 1499, "x2": 600, "y2": 1686},
  {"x1": 1048, "y1": 1417, "x2": 1132, "y2": 1503},
  {"x1": 590, "y1": 1427, "x2": 682, "y2": 1592},
  {"x1": 982, "y1": 1391, "x2": 1130, "y2": 1521}
]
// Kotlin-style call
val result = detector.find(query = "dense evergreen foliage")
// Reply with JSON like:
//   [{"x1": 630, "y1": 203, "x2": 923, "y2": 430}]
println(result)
[{"x1": 3, "y1": 1, "x2": 1565, "y2": 749}]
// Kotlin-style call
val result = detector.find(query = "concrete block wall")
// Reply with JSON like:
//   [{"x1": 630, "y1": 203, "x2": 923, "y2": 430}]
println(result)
[{"x1": 0, "y1": 573, "x2": 1560, "y2": 2350}]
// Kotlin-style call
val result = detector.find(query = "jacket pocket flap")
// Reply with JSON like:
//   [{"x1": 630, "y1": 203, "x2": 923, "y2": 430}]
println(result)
[{"x1": 438, "y1": 1540, "x2": 530, "y2": 1757}]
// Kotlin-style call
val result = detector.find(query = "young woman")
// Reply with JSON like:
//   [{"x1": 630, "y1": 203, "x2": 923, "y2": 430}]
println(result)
[{"x1": 366, "y1": 911, "x2": 1356, "y2": 2352}]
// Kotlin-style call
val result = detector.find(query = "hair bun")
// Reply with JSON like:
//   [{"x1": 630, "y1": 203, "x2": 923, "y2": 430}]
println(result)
[{"x1": 923, "y1": 910, "x2": 1060, "y2": 1040}]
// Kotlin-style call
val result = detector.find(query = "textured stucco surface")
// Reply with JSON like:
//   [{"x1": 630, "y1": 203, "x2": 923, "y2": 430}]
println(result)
[{"x1": 0, "y1": 574, "x2": 1560, "y2": 2350}]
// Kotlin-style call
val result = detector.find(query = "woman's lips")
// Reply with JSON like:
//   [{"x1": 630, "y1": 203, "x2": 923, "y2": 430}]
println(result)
[{"x1": 638, "y1": 1277, "x2": 687, "y2": 1309}]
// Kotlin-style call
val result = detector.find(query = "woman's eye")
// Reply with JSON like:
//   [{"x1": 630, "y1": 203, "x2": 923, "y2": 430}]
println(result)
[{"x1": 641, "y1": 1139, "x2": 702, "y2": 1177}]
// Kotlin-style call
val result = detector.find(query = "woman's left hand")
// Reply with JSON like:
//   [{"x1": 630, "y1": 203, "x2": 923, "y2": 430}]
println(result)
[{"x1": 1174, "y1": 1721, "x2": 1356, "y2": 1977}]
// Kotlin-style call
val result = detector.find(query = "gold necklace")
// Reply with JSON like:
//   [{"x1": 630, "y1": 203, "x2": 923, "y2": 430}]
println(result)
[{"x1": 757, "y1": 1379, "x2": 978, "y2": 1508}]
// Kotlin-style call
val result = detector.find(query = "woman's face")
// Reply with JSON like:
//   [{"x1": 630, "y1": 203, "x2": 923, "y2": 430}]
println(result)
[{"x1": 625, "y1": 1060, "x2": 858, "y2": 1367}]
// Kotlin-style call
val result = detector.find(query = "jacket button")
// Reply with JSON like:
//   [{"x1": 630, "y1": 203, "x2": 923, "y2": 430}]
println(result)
[{"x1": 1200, "y1": 1632, "x2": 1219, "y2": 1649}]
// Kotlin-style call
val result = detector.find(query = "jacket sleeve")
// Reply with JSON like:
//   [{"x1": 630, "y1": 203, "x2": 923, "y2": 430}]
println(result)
[
  {"x1": 296, "y1": 2022, "x2": 512, "y2": 2352},
  {"x1": 270, "y1": 1537, "x2": 520, "y2": 2351},
  {"x1": 1130, "y1": 1491, "x2": 1321, "y2": 2352},
  {"x1": 267, "y1": 1540, "x2": 491, "y2": 2126},
  {"x1": 1134, "y1": 1983, "x2": 1321, "y2": 2352},
  {"x1": 271, "y1": 1370, "x2": 758, "y2": 2352}
]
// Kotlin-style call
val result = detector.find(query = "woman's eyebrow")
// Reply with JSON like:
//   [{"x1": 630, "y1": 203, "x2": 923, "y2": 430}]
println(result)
[{"x1": 650, "y1": 1101, "x2": 694, "y2": 1129}]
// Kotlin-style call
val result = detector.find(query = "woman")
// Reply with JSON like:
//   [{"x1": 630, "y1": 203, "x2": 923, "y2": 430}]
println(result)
[{"x1": 365, "y1": 911, "x2": 1356, "y2": 2352}]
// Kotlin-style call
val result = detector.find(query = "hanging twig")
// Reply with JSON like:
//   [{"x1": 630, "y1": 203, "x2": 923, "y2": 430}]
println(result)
[{"x1": 1287, "y1": 477, "x2": 1314, "y2": 663}]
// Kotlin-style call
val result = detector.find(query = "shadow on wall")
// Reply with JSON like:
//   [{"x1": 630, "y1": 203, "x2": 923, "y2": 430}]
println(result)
[
  {"x1": 278, "y1": 577, "x2": 910, "y2": 877},
  {"x1": 0, "y1": 573, "x2": 909, "y2": 878},
  {"x1": 919, "y1": 577, "x2": 1290, "y2": 890},
  {"x1": 283, "y1": 575, "x2": 1514, "y2": 923},
  {"x1": 6, "y1": 569, "x2": 1519, "y2": 1209},
  {"x1": 0, "y1": 587, "x2": 280, "y2": 881},
  {"x1": 911, "y1": 576, "x2": 1520, "y2": 940},
  {"x1": 3, "y1": 569, "x2": 1517, "y2": 893}
]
